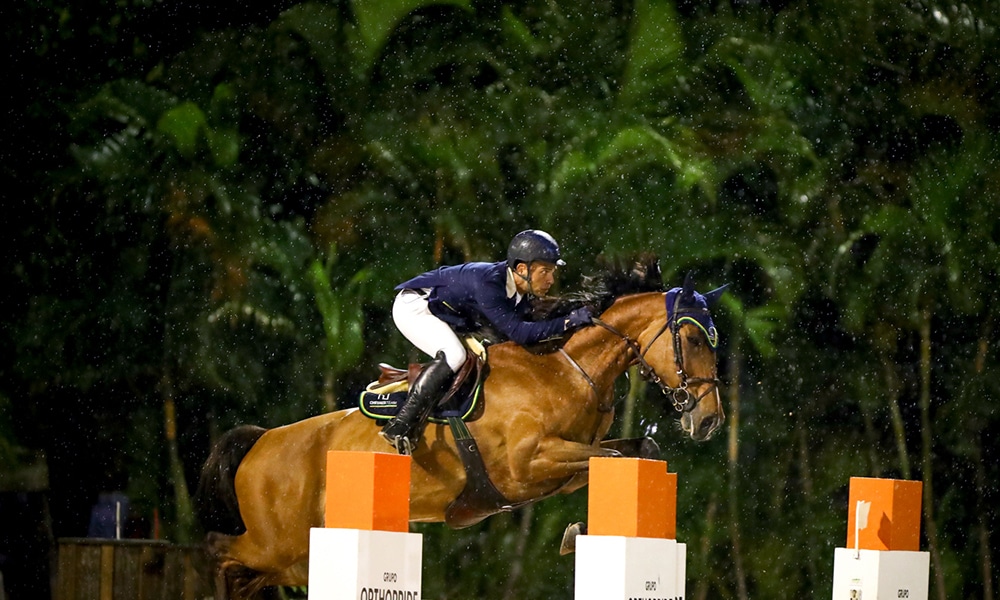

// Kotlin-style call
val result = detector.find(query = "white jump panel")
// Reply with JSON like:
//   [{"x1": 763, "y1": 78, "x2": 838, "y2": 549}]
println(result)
[
  {"x1": 831, "y1": 548, "x2": 929, "y2": 600},
  {"x1": 308, "y1": 528, "x2": 422, "y2": 600},
  {"x1": 575, "y1": 535, "x2": 686, "y2": 600}
]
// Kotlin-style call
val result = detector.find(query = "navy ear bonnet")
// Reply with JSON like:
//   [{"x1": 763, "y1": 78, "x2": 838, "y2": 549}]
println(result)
[{"x1": 665, "y1": 284, "x2": 727, "y2": 350}]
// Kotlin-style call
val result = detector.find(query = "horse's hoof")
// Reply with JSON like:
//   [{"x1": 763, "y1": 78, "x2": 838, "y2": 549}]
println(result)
[
  {"x1": 559, "y1": 522, "x2": 587, "y2": 555},
  {"x1": 638, "y1": 437, "x2": 660, "y2": 460}
]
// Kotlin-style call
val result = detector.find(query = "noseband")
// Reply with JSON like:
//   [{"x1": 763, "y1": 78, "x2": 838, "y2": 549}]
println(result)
[{"x1": 592, "y1": 293, "x2": 719, "y2": 413}]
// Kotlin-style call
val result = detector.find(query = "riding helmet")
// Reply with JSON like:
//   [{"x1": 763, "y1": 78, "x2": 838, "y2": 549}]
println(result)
[{"x1": 506, "y1": 230, "x2": 566, "y2": 268}]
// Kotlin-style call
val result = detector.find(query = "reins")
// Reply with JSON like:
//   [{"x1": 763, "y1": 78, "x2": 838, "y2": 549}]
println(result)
[
  {"x1": 557, "y1": 347, "x2": 609, "y2": 412},
  {"x1": 588, "y1": 293, "x2": 719, "y2": 413}
]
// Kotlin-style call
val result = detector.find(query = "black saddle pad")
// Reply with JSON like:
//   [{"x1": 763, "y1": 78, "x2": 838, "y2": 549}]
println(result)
[{"x1": 358, "y1": 383, "x2": 480, "y2": 423}]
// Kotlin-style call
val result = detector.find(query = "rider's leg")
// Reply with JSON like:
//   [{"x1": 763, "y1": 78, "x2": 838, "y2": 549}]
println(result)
[
  {"x1": 381, "y1": 290, "x2": 464, "y2": 454},
  {"x1": 380, "y1": 351, "x2": 453, "y2": 454},
  {"x1": 391, "y1": 289, "x2": 467, "y2": 370}
]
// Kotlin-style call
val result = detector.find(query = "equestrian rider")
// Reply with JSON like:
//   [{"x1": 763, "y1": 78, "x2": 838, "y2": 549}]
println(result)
[{"x1": 380, "y1": 230, "x2": 595, "y2": 454}]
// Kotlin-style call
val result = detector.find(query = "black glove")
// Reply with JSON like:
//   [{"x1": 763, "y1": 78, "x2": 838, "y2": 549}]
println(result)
[{"x1": 565, "y1": 306, "x2": 594, "y2": 330}]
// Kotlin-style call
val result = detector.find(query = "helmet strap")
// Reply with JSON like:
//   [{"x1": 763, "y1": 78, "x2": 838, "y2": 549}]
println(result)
[{"x1": 513, "y1": 261, "x2": 536, "y2": 296}]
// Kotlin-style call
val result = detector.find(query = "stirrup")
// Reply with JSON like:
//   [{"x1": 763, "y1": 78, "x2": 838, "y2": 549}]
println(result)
[{"x1": 380, "y1": 429, "x2": 415, "y2": 456}]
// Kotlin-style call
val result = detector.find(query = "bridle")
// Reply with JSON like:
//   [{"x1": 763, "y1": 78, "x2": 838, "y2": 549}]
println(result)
[{"x1": 565, "y1": 292, "x2": 720, "y2": 413}]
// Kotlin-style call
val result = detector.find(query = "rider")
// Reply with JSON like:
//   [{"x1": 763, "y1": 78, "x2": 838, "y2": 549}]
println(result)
[{"x1": 380, "y1": 229, "x2": 595, "y2": 454}]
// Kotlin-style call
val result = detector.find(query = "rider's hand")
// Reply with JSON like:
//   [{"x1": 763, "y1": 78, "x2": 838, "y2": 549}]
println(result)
[{"x1": 565, "y1": 306, "x2": 593, "y2": 330}]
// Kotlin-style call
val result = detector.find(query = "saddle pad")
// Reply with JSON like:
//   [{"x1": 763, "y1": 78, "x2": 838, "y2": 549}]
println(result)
[{"x1": 359, "y1": 380, "x2": 480, "y2": 423}]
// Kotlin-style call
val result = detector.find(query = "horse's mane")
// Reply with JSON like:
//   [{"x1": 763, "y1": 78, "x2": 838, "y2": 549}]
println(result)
[
  {"x1": 474, "y1": 252, "x2": 664, "y2": 347},
  {"x1": 536, "y1": 252, "x2": 665, "y2": 317}
]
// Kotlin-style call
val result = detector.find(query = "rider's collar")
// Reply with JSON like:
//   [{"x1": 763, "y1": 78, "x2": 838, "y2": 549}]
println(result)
[{"x1": 505, "y1": 267, "x2": 518, "y2": 299}]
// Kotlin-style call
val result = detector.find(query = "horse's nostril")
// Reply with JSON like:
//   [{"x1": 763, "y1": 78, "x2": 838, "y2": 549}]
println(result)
[{"x1": 698, "y1": 416, "x2": 717, "y2": 435}]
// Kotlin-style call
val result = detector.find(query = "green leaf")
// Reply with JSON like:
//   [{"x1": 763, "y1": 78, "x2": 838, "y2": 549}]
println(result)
[
  {"x1": 712, "y1": 37, "x2": 800, "y2": 112},
  {"x1": 274, "y1": 3, "x2": 351, "y2": 91},
  {"x1": 743, "y1": 303, "x2": 788, "y2": 358},
  {"x1": 349, "y1": 0, "x2": 473, "y2": 76},
  {"x1": 156, "y1": 102, "x2": 207, "y2": 159},
  {"x1": 73, "y1": 79, "x2": 177, "y2": 131},
  {"x1": 338, "y1": 295, "x2": 366, "y2": 368},
  {"x1": 210, "y1": 82, "x2": 236, "y2": 107},
  {"x1": 205, "y1": 126, "x2": 240, "y2": 168},
  {"x1": 719, "y1": 295, "x2": 788, "y2": 359},
  {"x1": 596, "y1": 125, "x2": 713, "y2": 190},
  {"x1": 500, "y1": 6, "x2": 541, "y2": 56},
  {"x1": 310, "y1": 260, "x2": 341, "y2": 350},
  {"x1": 617, "y1": 0, "x2": 684, "y2": 112},
  {"x1": 309, "y1": 259, "x2": 370, "y2": 373},
  {"x1": 550, "y1": 150, "x2": 595, "y2": 191}
]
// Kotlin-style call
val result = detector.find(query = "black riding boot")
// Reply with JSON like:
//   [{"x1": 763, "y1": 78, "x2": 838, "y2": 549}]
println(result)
[{"x1": 380, "y1": 351, "x2": 454, "y2": 455}]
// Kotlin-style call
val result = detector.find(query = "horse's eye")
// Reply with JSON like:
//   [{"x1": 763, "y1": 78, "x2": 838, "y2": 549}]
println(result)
[{"x1": 687, "y1": 335, "x2": 702, "y2": 348}]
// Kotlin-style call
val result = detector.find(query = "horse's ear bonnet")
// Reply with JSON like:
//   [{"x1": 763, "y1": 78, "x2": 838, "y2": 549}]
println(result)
[
  {"x1": 703, "y1": 284, "x2": 729, "y2": 307},
  {"x1": 666, "y1": 273, "x2": 728, "y2": 350},
  {"x1": 679, "y1": 271, "x2": 696, "y2": 304}
]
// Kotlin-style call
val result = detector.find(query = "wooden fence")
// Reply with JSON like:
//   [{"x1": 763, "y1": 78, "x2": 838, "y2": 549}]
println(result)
[{"x1": 56, "y1": 538, "x2": 212, "y2": 600}]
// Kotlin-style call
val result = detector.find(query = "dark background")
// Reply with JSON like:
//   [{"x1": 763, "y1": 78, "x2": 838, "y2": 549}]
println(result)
[{"x1": 2, "y1": 1, "x2": 998, "y2": 598}]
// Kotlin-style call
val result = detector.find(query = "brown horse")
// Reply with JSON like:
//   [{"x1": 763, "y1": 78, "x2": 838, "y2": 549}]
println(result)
[{"x1": 196, "y1": 261, "x2": 726, "y2": 598}]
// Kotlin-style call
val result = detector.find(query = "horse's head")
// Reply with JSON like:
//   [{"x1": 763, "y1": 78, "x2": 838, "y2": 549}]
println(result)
[
  {"x1": 546, "y1": 257, "x2": 727, "y2": 441},
  {"x1": 638, "y1": 273, "x2": 727, "y2": 441}
]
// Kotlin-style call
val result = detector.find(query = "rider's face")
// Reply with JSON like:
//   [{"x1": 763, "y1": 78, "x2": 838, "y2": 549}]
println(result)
[{"x1": 515, "y1": 261, "x2": 557, "y2": 296}]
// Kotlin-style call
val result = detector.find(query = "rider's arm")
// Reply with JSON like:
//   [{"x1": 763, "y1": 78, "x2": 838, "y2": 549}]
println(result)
[{"x1": 476, "y1": 281, "x2": 574, "y2": 345}]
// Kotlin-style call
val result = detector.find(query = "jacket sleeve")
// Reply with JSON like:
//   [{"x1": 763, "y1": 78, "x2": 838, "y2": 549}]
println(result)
[{"x1": 475, "y1": 280, "x2": 571, "y2": 345}]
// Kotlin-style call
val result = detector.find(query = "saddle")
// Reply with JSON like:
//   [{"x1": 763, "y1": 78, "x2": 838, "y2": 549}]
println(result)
[
  {"x1": 359, "y1": 338, "x2": 519, "y2": 527},
  {"x1": 359, "y1": 338, "x2": 488, "y2": 423}
]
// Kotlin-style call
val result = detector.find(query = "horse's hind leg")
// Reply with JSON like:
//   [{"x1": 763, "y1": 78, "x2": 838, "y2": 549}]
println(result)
[
  {"x1": 206, "y1": 532, "x2": 235, "y2": 600},
  {"x1": 207, "y1": 532, "x2": 285, "y2": 600},
  {"x1": 209, "y1": 532, "x2": 310, "y2": 598},
  {"x1": 215, "y1": 560, "x2": 289, "y2": 600},
  {"x1": 555, "y1": 439, "x2": 661, "y2": 555}
]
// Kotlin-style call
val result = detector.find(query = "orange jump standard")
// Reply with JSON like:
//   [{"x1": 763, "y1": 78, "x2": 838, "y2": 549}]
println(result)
[
  {"x1": 576, "y1": 457, "x2": 686, "y2": 600},
  {"x1": 309, "y1": 451, "x2": 422, "y2": 600},
  {"x1": 831, "y1": 476, "x2": 929, "y2": 600}
]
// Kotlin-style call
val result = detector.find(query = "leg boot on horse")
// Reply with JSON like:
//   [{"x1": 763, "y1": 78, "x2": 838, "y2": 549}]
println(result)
[{"x1": 380, "y1": 351, "x2": 453, "y2": 454}]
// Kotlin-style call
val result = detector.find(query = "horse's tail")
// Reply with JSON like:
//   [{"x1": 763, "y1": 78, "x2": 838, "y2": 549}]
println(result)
[{"x1": 195, "y1": 424, "x2": 267, "y2": 536}]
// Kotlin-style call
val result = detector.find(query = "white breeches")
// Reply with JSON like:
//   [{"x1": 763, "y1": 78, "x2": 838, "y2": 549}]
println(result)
[{"x1": 392, "y1": 289, "x2": 467, "y2": 373}]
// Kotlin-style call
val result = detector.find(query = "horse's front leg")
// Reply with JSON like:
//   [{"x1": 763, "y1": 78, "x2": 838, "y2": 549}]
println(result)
[
  {"x1": 599, "y1": 437, "x2": 660, "y2": 460},
  {"x1": 509, "y1": 435, "x2": 621, "y2": 486},
  {"x1": 554, "y1": 437, "x2": 661, "y2": 495}
]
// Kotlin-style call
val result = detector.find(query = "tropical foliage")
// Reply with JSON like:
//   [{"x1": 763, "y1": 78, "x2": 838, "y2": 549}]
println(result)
[{"x1": 4, "y1": 0, "x2": 999, "y2": 598}]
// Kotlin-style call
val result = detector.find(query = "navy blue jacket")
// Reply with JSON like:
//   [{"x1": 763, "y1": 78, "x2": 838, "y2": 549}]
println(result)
[{"x1": 396, "y1": 261, "x2": 571, "y2": 345}]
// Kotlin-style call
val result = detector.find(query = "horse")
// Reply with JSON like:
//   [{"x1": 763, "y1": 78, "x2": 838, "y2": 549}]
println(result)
[{"x1": 196, "y1": 257, "x2": 726, "y2": 599}]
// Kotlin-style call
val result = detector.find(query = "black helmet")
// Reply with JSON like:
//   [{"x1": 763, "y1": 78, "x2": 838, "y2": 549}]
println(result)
[{"x1": 506, "y1": 230, "x2": 566, "y2": 268}]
